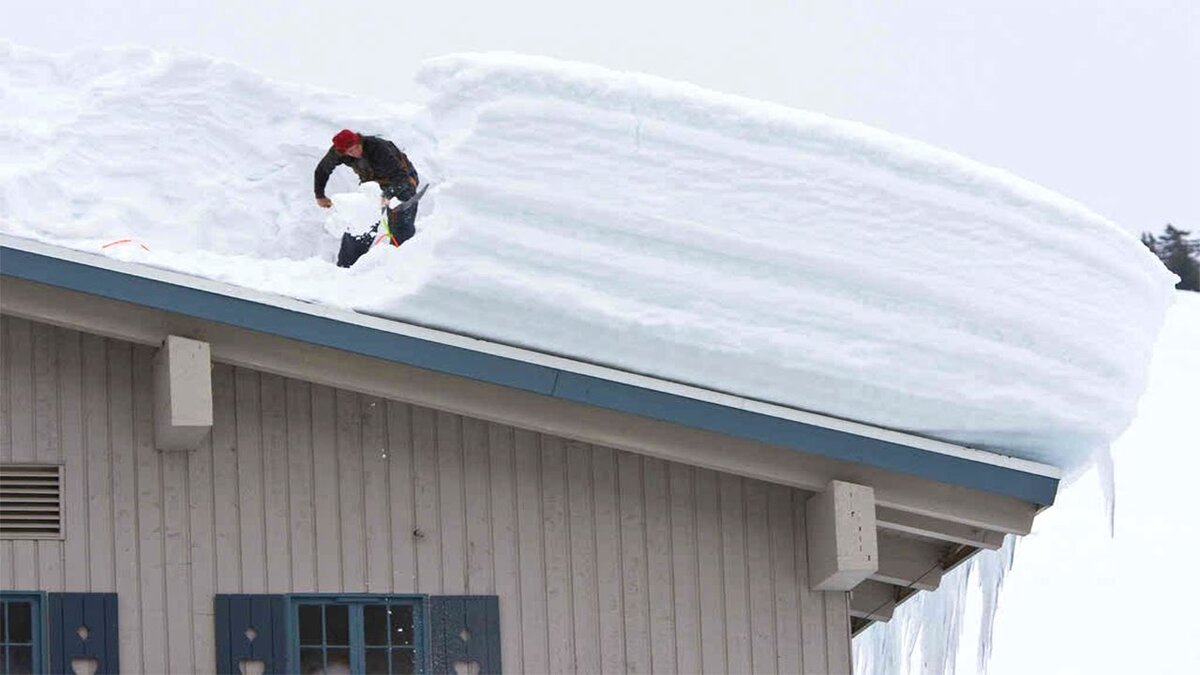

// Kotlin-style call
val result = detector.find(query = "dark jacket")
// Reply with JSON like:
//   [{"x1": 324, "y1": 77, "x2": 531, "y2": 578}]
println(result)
[{"x1": 314, "y1": 135, "x2": 419, "y2": 200}]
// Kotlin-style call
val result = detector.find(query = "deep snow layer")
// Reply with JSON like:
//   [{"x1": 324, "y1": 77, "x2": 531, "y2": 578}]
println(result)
[{"x1": 0, "y1": 44, "x2": 1177, "y2": 469}]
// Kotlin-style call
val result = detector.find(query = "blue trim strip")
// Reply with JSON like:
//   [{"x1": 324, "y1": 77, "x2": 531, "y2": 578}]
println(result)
[{"x1": 1, "y1": 245, "x2": 1057, "y2": 505}]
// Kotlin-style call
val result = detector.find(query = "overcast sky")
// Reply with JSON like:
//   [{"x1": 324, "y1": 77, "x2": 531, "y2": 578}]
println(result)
[{"x1": 7, "y1": 0, "x2": 1196, "y2": 234}]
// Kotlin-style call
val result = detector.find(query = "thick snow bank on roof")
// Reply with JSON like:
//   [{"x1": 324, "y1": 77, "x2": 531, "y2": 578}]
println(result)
[{"x1": 0, "y1": 43, "x2": 1176, "y2": 470}]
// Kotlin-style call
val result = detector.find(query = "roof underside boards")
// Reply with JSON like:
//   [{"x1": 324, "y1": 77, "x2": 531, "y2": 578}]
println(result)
[{"x1": 0, "y1": 237, "x2": 1059, "y2": 505}]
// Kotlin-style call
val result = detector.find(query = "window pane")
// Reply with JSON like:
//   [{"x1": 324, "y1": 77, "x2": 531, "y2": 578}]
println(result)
[
  {"x1": 325, "y1": 605, "x2": 349, "y2": 646},
  {"x1": 298, "y1": 647, "x2": 324, "y2": 674},
  {"x1": 391, "y1": 648, "x2": 415, "y2": 675},
  {"x1": 10, "y1": 645, "x2": 33, "y2": 674},
  {"x1": 391, "y1": 605, "x2": 414, "y2": 646},
  {"x1": 298, "y1": 605, "x2": 323, "y2": 646},
  {"x1": 7, "y1": 602, "x2": 31, "y2": 643},
  {"x1": 326, "y1": 648, "x2": 351, "y2": 674},
  {"x1": 0, "y1": 602, "x2": 6, "y2": 641},
  {"x1": 364, "y1": 605, "x2": 388, "y2": 646},
  {"x1": 365, "y1": 648, "x2": 390, "y2": 674}
]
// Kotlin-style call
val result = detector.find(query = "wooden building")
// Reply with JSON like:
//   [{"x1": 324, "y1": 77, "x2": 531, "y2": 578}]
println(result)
[{"x1": 0, "y1": 235, "x2": 1059, "y2": 674}]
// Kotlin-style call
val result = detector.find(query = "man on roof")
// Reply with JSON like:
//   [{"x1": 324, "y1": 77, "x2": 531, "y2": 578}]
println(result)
[{"x1": 314, "y1": 129, "x2": 421, "y2": 267}]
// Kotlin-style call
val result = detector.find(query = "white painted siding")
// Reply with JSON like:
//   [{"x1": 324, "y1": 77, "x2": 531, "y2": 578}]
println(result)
[{"x1": 0, "y1": 316, "x2": 851, "y2": 673}]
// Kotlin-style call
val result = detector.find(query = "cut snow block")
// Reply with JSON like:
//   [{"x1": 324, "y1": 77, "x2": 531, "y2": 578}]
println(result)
[
  {"x1": 807, "y1": 480, "x2": 878, "y2": 591},
  {"x1": 154, "y1": 335, "x2": 213, "y2": 451}
]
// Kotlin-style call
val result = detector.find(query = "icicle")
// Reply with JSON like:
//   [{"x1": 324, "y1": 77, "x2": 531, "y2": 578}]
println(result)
[
  {"x1": 974, "y1": 535, "x2": 1016, "y2": 674},
  {"x1": 919, "y1": 561, "x2": 970, "y2": 675},
  {"x1": 854, "y1": 561, "x2": 969, "y2": 675},
  {"x1": 854, "y1": 536, "x2": 1018, "y2": 675},
  {"x1": 1094, "y1": 446, "x2": 1117, "y2": 537}
]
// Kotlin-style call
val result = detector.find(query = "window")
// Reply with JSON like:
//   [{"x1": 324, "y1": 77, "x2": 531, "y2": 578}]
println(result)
[
  {"x1": 215, "y1": 593, "x2": 498, "y2": 674},
  {"x1": 0, "y1": 593, "x2": 43, "y2": 675},
  {"x1": 291, "y1": 596, "x2": 424, "y2": 675}
]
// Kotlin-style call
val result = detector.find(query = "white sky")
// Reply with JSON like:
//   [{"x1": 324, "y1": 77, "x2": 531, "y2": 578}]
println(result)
[{"x1": 7, "y1": 0, "x2": 1197, "y2": 236}]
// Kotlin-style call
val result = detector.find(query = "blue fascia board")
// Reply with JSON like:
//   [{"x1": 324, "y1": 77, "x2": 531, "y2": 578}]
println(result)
[
  {"x1": 0, "y1": 244, "x2": 1058, "y2": 506},
  {"x1": 553, "y1": 373, "x2": 1057, "y2": 504},
  {"x1": 1, "y1": 246, "x2": 559, "y2": 394}
]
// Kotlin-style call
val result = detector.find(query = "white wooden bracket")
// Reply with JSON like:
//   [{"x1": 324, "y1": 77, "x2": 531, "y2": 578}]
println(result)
[
  {"x1": 154, "y1": 335, "x2": 213, "y2": 451},
  {"x1": 806, "y1": 480, "x2": 879, "y2": 591}
]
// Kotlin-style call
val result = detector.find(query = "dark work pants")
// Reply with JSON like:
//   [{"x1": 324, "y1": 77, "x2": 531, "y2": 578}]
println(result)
[
  {"x1": 336, "y1": 205, "x2": 418, "y2": 268},
  {"x1": 388, "y1": 202, "x2": 417, "y2": 244}
]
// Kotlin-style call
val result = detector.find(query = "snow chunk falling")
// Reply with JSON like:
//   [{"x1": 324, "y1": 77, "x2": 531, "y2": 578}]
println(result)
[{"x1": 0, "y1": 44, "x2": 1176, "y2": 472}]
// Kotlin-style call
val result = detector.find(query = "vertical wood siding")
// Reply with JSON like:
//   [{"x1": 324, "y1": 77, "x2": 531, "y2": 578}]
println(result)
[{"x1": 0, "y1": 317, "x2": 852, "y2": 673}]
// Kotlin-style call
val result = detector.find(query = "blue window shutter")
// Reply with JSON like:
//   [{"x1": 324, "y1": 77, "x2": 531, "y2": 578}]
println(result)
[
  {"x1": 47, "y1": 592, "x2": 119, "y2": 675},
  {"x1": 429, "y1": 595, "x2": 501, "y2": 674},
  {"x1": 214, "y1": 594, "x2": 288, "y2": 674}
]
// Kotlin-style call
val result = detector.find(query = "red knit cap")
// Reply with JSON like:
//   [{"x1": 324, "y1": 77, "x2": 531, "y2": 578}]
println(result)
[{"x1": 332, "y1": 129, "x2": 360, "y2": 152}]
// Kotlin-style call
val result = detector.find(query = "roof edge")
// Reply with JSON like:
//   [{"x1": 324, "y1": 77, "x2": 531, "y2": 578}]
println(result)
[{"x1": 0, "y1": 235, "x2": 1060, "y2": 504}]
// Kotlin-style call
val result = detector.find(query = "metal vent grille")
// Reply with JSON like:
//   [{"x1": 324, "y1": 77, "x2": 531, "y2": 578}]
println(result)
[{"x1": 0, "y1": 464, "x2": 64, "y2": 539}]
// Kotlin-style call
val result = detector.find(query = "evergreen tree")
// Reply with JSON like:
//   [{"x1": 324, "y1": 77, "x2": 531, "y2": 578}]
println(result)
[
  {"x1": 1142, "y1": 224, "x2": 1199, "y2": 292},
  {"x1": 1140, "y1": 231, "x2": 1158, "y2": 255}
]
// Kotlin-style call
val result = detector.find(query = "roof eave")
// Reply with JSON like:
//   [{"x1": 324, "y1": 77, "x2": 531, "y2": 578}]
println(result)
[{"x1": 0, "y1": 236, "x2": 1059, "y2": 506}]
